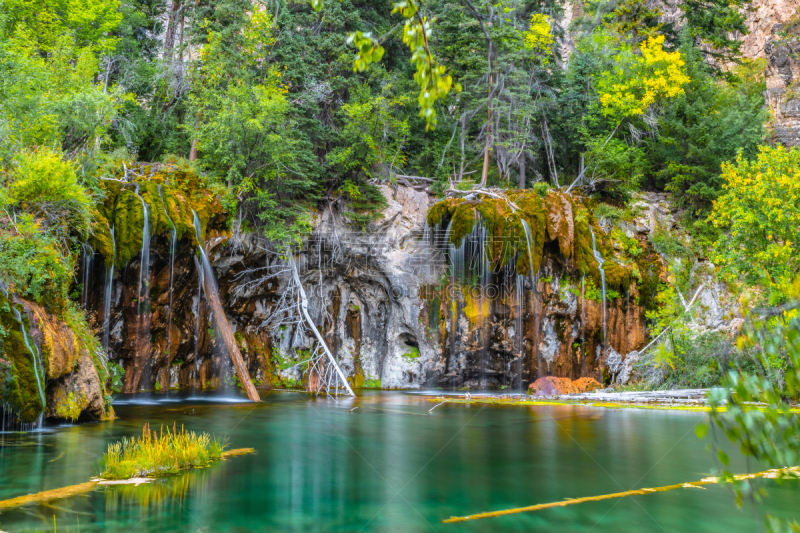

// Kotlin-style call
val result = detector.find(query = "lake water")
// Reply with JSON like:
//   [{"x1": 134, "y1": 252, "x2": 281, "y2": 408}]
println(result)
[{"x1": 0, "y1": 390, "x2": 797, "y2": 532}]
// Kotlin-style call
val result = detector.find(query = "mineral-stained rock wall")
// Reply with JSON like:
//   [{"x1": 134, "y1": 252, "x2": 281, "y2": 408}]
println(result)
[
  {"x1": 0, "y1": 292, "x2": 109, "y2": 423},
  {"x1": 83, "y1": 176, "x2": 662, "y2": 393},
  {"x1": 766, "y1": 15, "x2": 800, "y2": 147}
]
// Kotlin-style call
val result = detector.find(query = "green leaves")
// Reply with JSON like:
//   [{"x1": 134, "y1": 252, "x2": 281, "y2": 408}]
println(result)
[
  {"x1": 397, "y1": 9, "x2": 456, "y2": 130},
  {"x1": 708, "y1": 146, "x2": 800, "y2": 289},
  {"x1": 717, "y1": 449, "x2": 730, "y2": 466},
  {"x1": 695, "y1": 423, "x2": 708, "y2": 439},
  {"x1": 347, "y1": 31, "x2": 385, "y2": 72},
  {"x1": 703, "y1": 291, "x2": 800, "y2": 529},
  {"x1": 321, "y1": 0, "x2": 456, "y2": 129}
]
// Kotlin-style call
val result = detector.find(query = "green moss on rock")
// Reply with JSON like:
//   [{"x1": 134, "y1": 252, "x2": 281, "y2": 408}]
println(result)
[
  {"x1": 89, "y1": 164, "x2": 226, "y2": 269},
  {"x1": 0, "y1": 293, "x2": 44, "y2": 422},
  {"x1": 425, "y1": 190, "x2": 662, "y2": 301}
]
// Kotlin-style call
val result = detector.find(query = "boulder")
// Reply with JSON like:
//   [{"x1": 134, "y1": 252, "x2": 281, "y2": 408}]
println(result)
[
  {"x1": 528, "y1": 376, "x2": 579, "y2": 395},
  {"x1": 573, "y1": 377, "x2": 602, "y2": 392},
  {"x1": 20, "y1": 300, "x2": 108, "y2": 421}
]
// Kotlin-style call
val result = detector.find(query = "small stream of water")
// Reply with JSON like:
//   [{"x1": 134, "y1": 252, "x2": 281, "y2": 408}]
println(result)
[
  {"x1": 158, "y1": 185, "x2": 177, "y2": 359},
  {"x1": 590, "y1": 226, "x2": 607, "y2": 347},
  {"x1": 11, "y1": 307, "x2": 45, "y2": 424},
  {"x1": 102, "y1": 225, "x2": 115, "y2": 354}
]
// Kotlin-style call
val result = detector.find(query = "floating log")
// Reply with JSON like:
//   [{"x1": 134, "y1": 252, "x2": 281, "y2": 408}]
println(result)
[{"x1": 443, "y1": 467, "x2": 800, "y2": 523}]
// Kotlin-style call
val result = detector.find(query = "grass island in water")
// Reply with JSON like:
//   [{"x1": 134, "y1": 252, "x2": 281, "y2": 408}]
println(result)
[{"x1": 99, "y1": 423, "x2": 227, "y2": 480}]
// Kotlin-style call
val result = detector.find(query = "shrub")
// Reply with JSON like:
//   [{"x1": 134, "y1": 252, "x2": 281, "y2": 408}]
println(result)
[
  {"x1": 709, "y1": 145, "x2": 800, "y2": 289},
  {"x1": 633, "y1": 330, "x2": 758, "y2": 389},
  {"x1": 5, "y1": 149, "x2": 92, "y2": 240},
  {"x1": 648, "y1": 227, "x2": 689, "y2": 259}
]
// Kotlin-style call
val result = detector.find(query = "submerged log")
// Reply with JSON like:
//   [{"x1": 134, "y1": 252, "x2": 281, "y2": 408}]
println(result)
[
  {"x1": 443, "y1": 466, "x2": 800, "y2": 523},
  {"x1": 0, "y1": 449, "x2": 255, "y2": 511}
]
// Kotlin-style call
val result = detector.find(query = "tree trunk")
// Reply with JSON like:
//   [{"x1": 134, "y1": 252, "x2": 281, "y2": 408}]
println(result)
[
  {"x1": 290, "y1": 256, "x2": 355, "y2": 397},
  {"x1": 164, "y1": 1, "x2": 180, "y2": 55},
  {"x1": 189, "y1": 139, "x2": 198, "y2": 161},
  {"x1": 192, "y1": 216, "x2": 260, "y2": 402},
  {"x1": 518, "y1": 152, "x2": 526, "y2": 189},
  {"x1": 200, "y1": 266, "x2": 261, "y2": 402},
  {"x1": 480, "y1": 74, "x2": 493, "y2": 187}
]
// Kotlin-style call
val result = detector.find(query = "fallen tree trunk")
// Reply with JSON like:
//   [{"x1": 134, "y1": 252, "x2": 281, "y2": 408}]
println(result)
[
  {"x1": 289, "y1": 256, "x2": 355, "y2": 397},
  {"x1": 192, "y1": 210, "x2": 260, "y2": 402},
  {"x1": 200, "y1": 258, "x2": 261, "y2": 402}
]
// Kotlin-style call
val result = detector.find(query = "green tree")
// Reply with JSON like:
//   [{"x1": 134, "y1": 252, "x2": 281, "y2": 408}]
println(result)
[
  {"x1": 649, "y1": 41, "x2": 766, "y2": 217},
  {"x1": 708, "y1": 145, "x2": 800, "y2": 290},
  {"x1": 188, "y1": 10, "x2": 315, "y2": 244}
]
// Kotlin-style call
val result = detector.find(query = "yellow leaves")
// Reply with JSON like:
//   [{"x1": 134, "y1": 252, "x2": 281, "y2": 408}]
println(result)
[
  {"x1": 597, "y1": 35, "x2": 689, "y2": 118},
  {"x1": 709, "y1": 145, "x2": 800, "y2": 287},
  {"x1": 524, "y1": 14, "x2": 554, "y2": 53}
]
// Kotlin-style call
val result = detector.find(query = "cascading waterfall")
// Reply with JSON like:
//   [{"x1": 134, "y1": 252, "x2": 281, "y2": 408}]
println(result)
[
  {"x1": 444, "y1": 214, "x2": 496, "y2": 388},
  {"x1": 102, "y1": 225, "x2": 115, "y2": 353},
  {"x1": 478, "y1": 223, "x2": 489, "y2": 388},
  {"x1": 158, "y1": 185, "x2": 177, "y2": 360},
  {"x1": 12, "y1": 307, "x2": 45, "y2": 425},
  {"x1": 589, "y1": 227, "x2": 607, "y2": 348},
  {"x1": 191, "y1": 210, "x2": 260, "y2": 401},
  {"x1": 81, "y1": 243, "x2": 93, "y2": 308},
  {"x1": 131, "y1": 184, "x2": 152, "y2": 388},
  {"x1": 580, "y1": 274, "x2": 586, "y2": 355},
  {"x1": 520, "y1": 219, "x2": 537, "y2": 293},
  {"x1": 131, "y1": 184, "x2": 151, "y2": 319},
  {"x1": 443, "y1": 219, "x2": 458, "y2": 389},
  {"x1": 192, "y1": 255, "x2": 204, "y2": 377},
  {"x1": 515, "y1": 272, "x2": 524, "y2": 391}
]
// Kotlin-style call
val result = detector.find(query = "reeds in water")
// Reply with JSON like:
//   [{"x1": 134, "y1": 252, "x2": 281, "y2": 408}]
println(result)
[{"x1": 99, "y1": 422, "x2": 227, "y2": 480}]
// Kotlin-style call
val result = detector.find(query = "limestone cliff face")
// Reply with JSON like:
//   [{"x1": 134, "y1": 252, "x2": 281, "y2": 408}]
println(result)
[
  {"x1": 766, "y1": 16, "x2": 800, "y2": 147},
  {"x1": 87, "y1": 185, "x2": 660, "y2": 392},
  {"x1": 742, "y1": 0, "x2": 800, "y2": 59}
]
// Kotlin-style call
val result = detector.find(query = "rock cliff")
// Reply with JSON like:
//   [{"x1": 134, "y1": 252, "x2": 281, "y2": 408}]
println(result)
[{"x1": 83, "y1": 172, "x2": 662, "y2": 393}]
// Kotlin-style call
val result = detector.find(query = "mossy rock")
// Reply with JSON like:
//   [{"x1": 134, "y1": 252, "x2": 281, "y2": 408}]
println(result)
[
  {"x1": 425, "y1": 190, "x2": 662, "y2": 298},
  {"x1": 89, "y1": 164, "x2": 226, "y2": 269},
  {"x1": 0, "y1": 293, "x2": 45, "y2": 422}
]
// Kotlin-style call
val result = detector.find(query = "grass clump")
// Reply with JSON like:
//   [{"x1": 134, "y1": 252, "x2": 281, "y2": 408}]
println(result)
[{"x1": 99, "y1": 423, "x2": 227, "y2": 480}]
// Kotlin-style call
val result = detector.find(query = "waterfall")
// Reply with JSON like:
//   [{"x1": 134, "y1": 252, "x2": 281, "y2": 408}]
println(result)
[
  {"x1": 12, "y1": 307, "x2": 45, "y2": 422},
  {"x1": 444, "y1": 215, "x2": 495, "y2": 388},
  {"x1": 102, "y1": 225, "x2": 115, "y2": 353},
  {"x1": 192, "y1": 255, "x2": 204, "y2": 377},
  {"x1": 520, "y1": 219, "x2": 536, "y2": 292},
  {"x1": 0, "y1": 280, "x2": 43, "y2": 428},
  {"x1": 515, "y1": 272, "x2": 524, "y2": 391},
  {"x1": 580, "y1": 273, "x2": 586, "y2": 350},
  {"x1": 191, "y1": 210, "x2": 260, "y2": 402},
  {"x1": 131, "y1": 184, "x2": 151, "y2": 319},
  {"x1": 158, "y1": 185, "x2": 177, "y2": 359},
  {"x1": 443, "y1": 219, "x2": 458, "y2": 389},
  {"x1": 81, "y1": 243, "x2": 93, "y2": 308},
  {"x1": 589, "y1": 227, "x2": 607, "y2": 347}
]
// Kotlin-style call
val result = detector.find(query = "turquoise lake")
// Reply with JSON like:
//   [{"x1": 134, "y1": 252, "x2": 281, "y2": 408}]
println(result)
[{"x1": 0, "y1": 390, "x2": 797, "y2": 532}]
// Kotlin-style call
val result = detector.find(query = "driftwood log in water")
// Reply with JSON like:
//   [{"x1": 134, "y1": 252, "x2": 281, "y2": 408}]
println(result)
[
  {"x1": 443, "y1": 466, "x2": 800, "y2": 523},
  {"x1": 0, "y1": 449, "x2": 256, "y2": 511}
]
